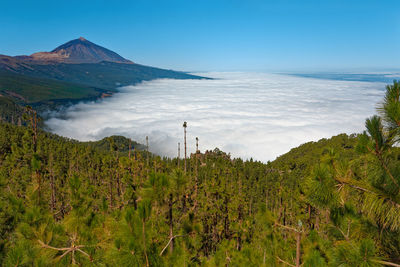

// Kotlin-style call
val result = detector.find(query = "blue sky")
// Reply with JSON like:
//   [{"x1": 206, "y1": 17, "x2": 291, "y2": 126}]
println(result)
[{"x1": 1, "y1": 0, "x2": 399, "y2": 71}]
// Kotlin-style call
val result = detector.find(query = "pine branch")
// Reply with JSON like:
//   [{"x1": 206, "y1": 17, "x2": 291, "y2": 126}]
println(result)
[
  {"x1": 37, "y1": 240, "x2": 70, "y2": 251},
  {"x1": 372, "y1": 259, "x2": 400, "y2": 267},
  {"x1": 274, "y1": 222, "x2": 301, "y2": 233},
  {"x1": 335, "y1": 177, "x2": 400, "y2": 209},
  {"x1": 378, "y1": 154, "x2": 400, "y2": 190},
  {"x1": 276, "y1": 256, "x2": 296, "y2": 267},
  {"x1": 38, "y1": 239, "x2": 92, "y2": 262},
  {"x1": 57, "y1": 249, "x2": 73, "y2": 261},
  {"x1": 159, "y1": 235, "x2": 186, "y2": 256}
]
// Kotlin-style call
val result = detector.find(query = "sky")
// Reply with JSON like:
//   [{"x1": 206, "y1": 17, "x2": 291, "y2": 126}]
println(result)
[
  {"x1": 46, "y1": 73, "x2": 385, "y2": 162},
  {"x1": 1, "y1": 0, "x2": 399, "y2": 71}
]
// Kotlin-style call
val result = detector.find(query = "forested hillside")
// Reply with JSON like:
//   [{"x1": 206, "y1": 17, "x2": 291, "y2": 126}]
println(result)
[
  {"x1": 0, "y1": 82, "x2": 400, "y2": 266},
  {"x1": 0, "y1": 70, "x2": 104, "y2": 104}
]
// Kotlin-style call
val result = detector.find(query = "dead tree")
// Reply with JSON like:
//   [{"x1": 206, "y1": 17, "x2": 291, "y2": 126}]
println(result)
[
  {"x1": 178, "y1": 142, "x2": 180, "y2": 168},
  {"x1": 183, "y1": 122, "x2": 187, "y2": 172}
]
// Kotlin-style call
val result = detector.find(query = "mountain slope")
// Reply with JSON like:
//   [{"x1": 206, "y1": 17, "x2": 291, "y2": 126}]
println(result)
[
  {"x1": 2, "y1": 61, "x2": 203, "y2": 90},
  {"x1": 1, "y1": 61, "x2": 203, "y2": 91},
  {"x1": 0, "y1": 69, "x2": 102, "y2": 103}
]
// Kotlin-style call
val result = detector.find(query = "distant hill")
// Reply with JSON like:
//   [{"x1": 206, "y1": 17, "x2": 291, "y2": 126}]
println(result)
[{"x1": 0, "y1": 37, "x2": 208, "y2": 118}]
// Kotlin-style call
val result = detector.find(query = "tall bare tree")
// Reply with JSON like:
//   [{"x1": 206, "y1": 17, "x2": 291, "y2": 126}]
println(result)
[
  {"x1": 48, "y1": 152, "x2": 57, "y2": 217},
  {"x1": 146, "y1": 136, "x2": 149, "y2": 167},
  {"x1": 195, "y1": 137, "x2": 199, "y2": 207},
  {"x1": 128, "y1": 138, "x2": 132, "y2": 160},
  {"x1": 177, "y1": 142, "x2": 180, "y2": 168},
  {"x1": 183, "y1": 122, "x2": 187, "y2": 172}
]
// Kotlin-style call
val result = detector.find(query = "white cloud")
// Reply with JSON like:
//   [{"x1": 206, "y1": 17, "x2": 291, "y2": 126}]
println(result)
[{"x1": 46, "y1": 72, "x2": 385, "y2": 162}]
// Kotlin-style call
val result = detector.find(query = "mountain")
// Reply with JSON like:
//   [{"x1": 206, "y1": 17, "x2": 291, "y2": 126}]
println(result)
[
  {"x1": 47, "y1": 37, "x2": 132, "y2": 64},
  {"x1": 0, "y1": 37, "x2": 207, "y2": 111},
  {"x1": 3, "y1": 37, "x2": 132, "y2": 64}
]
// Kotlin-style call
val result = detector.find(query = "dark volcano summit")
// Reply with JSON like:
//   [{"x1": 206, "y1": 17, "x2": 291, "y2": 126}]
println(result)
[{"x1": 49, "y1": 37, "x2": 132, "y2": 64}]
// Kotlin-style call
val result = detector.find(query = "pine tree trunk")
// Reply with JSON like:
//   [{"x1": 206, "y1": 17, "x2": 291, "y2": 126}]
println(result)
[
  {"x1": 146, "y1": 136, "x2": 149, "y2": 167},
  {"x1": 237, "y1": 173, "x2": 243, "y2": 250},
  {"x1": 224, "y1": 195, "x2": 230, "y2": 238},
  {"x1": 128, "y1": 139, "x2": 131, "y2": 159},
  {"x1": 296, "y1": 231, "x2": 301, "y2": 267},
  {"x1": 315, "y1": 210, "x2": 320, "y2": 230},
  {"x1": 116, "y1": 152, "x2": 121, "y2": 199},
  {"x1": 194, "y1": 139, "x2": 199, "y2": 207},
  {"x1": 109, "y1": 171, "x2": 114, "y2": 208},
  {"x1": 169, "y1": 193, "x2": 174, "y2": 253},
  {"x1": 178, "y1": 143, "x2": 180, "y2": 168},
  {"x1": 36, "y1": 170, "x2": 41, "y2": 204},
  {"x1": 50, "y1": 170, "x2": 56, "y2": 216},
  {"x1": 33, "y1": 112, "x2": 37, "y2": 153},
  {"x1": 184, "y1": 126, "x2": 187, "y2": 173},
  {"x1": 143, "y1": 219, "x2": 149, "y2": 267}
]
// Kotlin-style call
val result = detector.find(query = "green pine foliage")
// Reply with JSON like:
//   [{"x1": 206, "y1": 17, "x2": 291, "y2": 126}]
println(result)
[{"x1": 0, "y1": 81, "x2": 399, "y2": 266}]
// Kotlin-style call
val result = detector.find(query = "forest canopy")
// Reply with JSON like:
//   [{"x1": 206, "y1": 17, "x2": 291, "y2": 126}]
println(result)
[{"x1": 0, "y1": 81, "x2": 399, "y2": 266}]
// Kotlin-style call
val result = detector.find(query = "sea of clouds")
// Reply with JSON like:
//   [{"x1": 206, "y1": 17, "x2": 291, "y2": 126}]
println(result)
[{"x1": 46, "y1": 72, "x2": 386, "y2": 162}]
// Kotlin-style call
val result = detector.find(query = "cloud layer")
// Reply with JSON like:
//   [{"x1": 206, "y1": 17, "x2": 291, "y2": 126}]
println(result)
[{"x1": 46, "y1": 72, "x2": 385, "y2": 162}]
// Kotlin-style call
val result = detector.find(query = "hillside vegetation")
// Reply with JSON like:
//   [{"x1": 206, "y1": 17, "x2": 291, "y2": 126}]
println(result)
[
  {"x1": 0, "y1": 96, "x2": 26, "y2": 124},
  {"x1": 0, "y1": 70, "x2": 103, "y2": 104},
  {"x1": 2, "y1": 61, "x2": 206, "y2": 94},
  {"x1": 0, "y1": 81, "x2": 399, "y2": 266}
]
